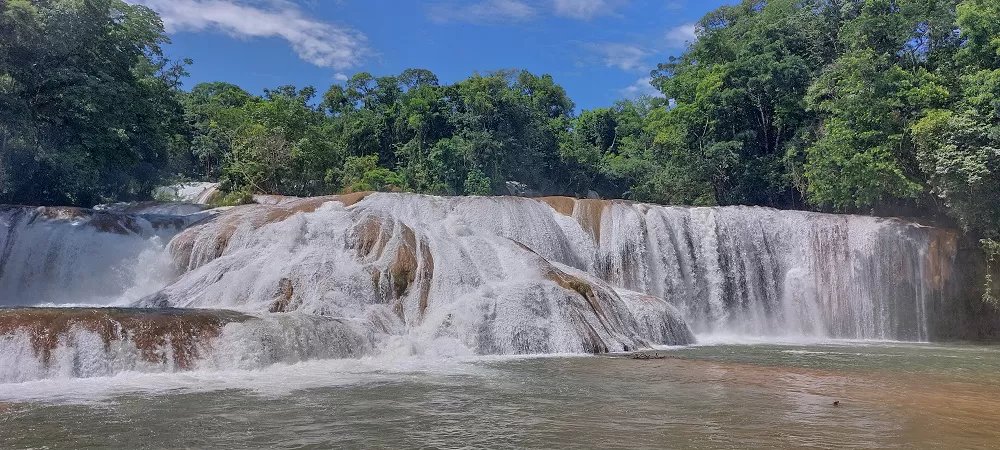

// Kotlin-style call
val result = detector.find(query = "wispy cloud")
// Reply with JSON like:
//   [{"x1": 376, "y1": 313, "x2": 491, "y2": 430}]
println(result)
[
  {"x1": 429, "y1": 0, "x2": 629, "y2": 23},
  {"x1": 665, "y1": 22, "x2": 697, "y2": 49},
  {"x1": 582, "y1": 21, "x2": 698, "y2": 75},
  {"x1": 578, "y1": 20, "x2": 698, "y2": 99},
  {"x1": 427, "y1": 0, "x2": 537, "y2": 24},
  {"x1": 128, "y1": 0, "x2": 368, "y2": 70},
  {"x1": 552, "y1": 0, "x2": 624, "y2": 20},
  {"x1": 620, "y1": 76, "x2": 663, "y2": 98},
  {"x1": 584, "y1": 43, "x2": 649, "y2": 72}
]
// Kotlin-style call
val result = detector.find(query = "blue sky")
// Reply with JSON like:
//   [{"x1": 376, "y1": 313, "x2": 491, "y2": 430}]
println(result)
[{"x1": 130, "y1": 0, "x2": 734, "y2": 110}]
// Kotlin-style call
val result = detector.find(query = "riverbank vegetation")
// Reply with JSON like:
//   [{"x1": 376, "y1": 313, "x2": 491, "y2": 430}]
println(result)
[{"x1": 1, "y1": 0, "x2": 999, "y2": 298}]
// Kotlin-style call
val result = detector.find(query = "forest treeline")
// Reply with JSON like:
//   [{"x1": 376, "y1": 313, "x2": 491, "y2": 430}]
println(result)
[{"x1": 1, "y1": 0, "x2": 999, "y2": 295}]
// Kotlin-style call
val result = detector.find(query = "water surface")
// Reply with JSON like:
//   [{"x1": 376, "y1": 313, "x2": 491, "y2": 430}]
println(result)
[{"x1": 2, "y1": 342, "x2": 998, "y2": 449}]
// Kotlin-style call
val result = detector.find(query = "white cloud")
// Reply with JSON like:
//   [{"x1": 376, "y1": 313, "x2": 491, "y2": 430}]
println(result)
[
  {"x1": 128, "y1": 0, "x2": 368, "y2": 70},
  {"x1": 430, "y1": 0, "x2": 628, "y2": 23},
  {"x1": 552, "y1": 0, "x2": 613, "y2": 20},
  {"x1": 585, "y1": 43, "x2": 648, "y2": 71},
  {"x1": 427, "y1": 0, "x2": 537, "y2": 24},
  {"x1": 665, "y1": 22, "x2": 697, "y2": 49},
  {"x1": 582, "y1": 21, "x2": 697, "y2": 76},
  {"x1": 333, "y1": 72, "x2": 349, "y2": 82},
  {"x1": 620, "y1": 76, "x2": 663, "y2": 98}
]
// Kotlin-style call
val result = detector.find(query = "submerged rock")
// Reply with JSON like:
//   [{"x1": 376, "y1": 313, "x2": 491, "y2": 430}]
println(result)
[{"x1": 629, "y1": 352, "x2": 667, "y2": 360}]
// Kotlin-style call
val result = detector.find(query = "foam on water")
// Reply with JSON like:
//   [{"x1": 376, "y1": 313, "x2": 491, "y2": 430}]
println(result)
[{"x1": 0, "y1": 353, "x2": 494, "y2": 405}]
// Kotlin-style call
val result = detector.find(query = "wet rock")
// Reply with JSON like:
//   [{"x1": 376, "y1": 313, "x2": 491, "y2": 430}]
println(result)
[
  {"x1": 629, "y1": 352, "x2": 667, "y2": 360},
  {"x1": 0, "y1": 308, "x2": 252, "y2": 369}
]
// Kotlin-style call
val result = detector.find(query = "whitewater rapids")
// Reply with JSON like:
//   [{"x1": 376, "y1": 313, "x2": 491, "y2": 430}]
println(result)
[{"x1": 0, "y1": 192, "x2": 959, "y2": 382}]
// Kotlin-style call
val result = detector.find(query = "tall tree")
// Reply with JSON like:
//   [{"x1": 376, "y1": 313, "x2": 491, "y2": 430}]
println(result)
[
  {"x1": 0, "y1": 0, "x2": 185, "y2": 206},
  {"x1": 651, "y1": 0, "x2": 833, "y2": 207}
]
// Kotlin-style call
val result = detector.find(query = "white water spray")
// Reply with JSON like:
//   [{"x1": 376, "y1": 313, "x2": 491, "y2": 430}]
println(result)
[{"x1": 0, "y1": 193, "x2": 958, "y2": 382}]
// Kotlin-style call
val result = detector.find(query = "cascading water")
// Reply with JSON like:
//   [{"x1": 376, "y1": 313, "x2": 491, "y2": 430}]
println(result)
[
  {"x1": 0, "y1": 193, "x2": 959, "y2": 382},
  {"x1": 0, "y1": 308, "x2": 370, "y2": 383},
  {"x1": 144, "y1": 194, "x2": 693, "y2": 356},
  {"x1": 0, "y1": 205, "x2": 210, "y2": 306},
  {"x1": 346, "y1": 194, "x2": 957, "y2": 341}
]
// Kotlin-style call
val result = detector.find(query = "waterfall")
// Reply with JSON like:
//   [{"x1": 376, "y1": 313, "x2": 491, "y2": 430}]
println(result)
[
  {"x1": 347, "y1": 194, "x2": 957, "y2": 341},
  {"x1": 0, "y1": 205, "x2": 210, "y2": 306},
  {"x1": 145, "y1": 194, "x2": 693, "y2": 356},
  {"x1": 0, "y1": 193, "x2": 958, "y2": 382}
]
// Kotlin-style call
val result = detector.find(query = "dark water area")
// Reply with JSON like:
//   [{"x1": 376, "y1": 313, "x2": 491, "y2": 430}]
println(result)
[{"x1": 2, "y1": 342, "x2": 998, "y2": 449}]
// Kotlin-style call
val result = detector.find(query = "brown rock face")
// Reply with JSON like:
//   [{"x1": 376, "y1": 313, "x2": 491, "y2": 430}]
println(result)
[
  {"x1": 543, "y1": 267, "x2": 614, "y2": 354},
  {"x1": 269, "y1": 278, "x2": 298, "y2": 313},
  {"x1": 537, "y1": 197, "x2": 616, "y2": 243},
  {"x1": 924, "y1": 229, "x2": 958, "y2": 292},
  {"x1": 348, "y1": 214, "x2": 434, "y2": 320},
  {"x1": 537, "y1": 196, "x2": 576, "y2": 217},
  {"x1": 0, "y1": 308, "x2": 252, "y2": 369}
]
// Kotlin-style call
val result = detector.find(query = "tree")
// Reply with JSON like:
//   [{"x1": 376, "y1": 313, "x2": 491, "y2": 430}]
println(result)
[
  {"x1": 651, "y1": 0, "x2": 831, "y2": 207},
  {"x1": 341, "y1": 154, "x2": 401, "y2": 193},
  {"x1": 0, "y1": 0, "x2": 185, "y2": 206},
  {"x1": 802, "y1": 0, "x2": 958, "y2": 211}
]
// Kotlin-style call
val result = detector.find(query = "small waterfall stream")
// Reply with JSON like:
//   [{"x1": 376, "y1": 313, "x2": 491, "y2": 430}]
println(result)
[{"x1": 0, "y1": 193, "x2": 959, "y2": 382}]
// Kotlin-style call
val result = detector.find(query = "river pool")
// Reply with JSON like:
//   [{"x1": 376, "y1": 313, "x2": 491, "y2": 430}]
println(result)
[{"x1": 2, "y1": 341, "x2": 998, "y2": 449}]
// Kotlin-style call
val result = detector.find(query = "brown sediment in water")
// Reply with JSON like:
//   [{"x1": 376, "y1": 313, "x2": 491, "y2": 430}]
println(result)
[
  {"x1": 620, "y1": 350, "x2": 1000, "y2": 446},
  {"x1": 0, "y1": 308, "x2": 253, "y2": 369}
]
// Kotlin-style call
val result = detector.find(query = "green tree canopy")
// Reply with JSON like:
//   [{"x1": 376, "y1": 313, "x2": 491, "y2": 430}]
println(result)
[{"x1": 0, "y1": 0, "x2": 185, "y2": 206}]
